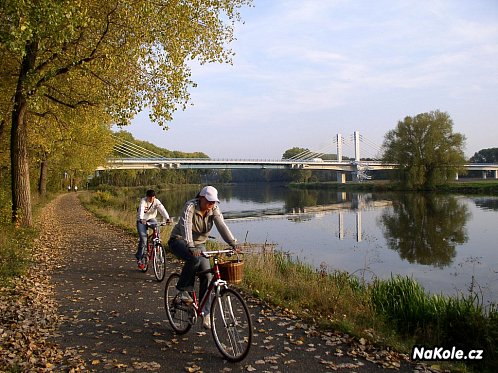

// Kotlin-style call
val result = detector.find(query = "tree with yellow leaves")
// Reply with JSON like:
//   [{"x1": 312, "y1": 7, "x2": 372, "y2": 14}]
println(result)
[{"x1": 1, "y1": 0, "x2": 251, "y2": 226}]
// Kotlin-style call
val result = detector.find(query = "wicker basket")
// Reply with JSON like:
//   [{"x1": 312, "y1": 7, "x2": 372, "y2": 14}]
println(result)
[{"x1": 218, "y1": 260, "x2": 244, "y2": 284}]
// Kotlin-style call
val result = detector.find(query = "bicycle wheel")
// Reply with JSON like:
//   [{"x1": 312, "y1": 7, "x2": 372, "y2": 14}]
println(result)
[
  {"x1": 211, "y1": 288, "x2": 252, "y2": 362},
  {"x1": 152, "y1": 243, "x2": 166, "y2": 281},
  {"x1": 164, "y1": 273, "x2": 192, "y2": 334}
]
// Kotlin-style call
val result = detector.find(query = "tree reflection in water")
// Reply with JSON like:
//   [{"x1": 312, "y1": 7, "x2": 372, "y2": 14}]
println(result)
[
  {"x1": 379, "y1": 193, "x2": 470, "y2": 268},
  {"x1": 472, "y1": 197, "x2": 498, "y2": 211}
]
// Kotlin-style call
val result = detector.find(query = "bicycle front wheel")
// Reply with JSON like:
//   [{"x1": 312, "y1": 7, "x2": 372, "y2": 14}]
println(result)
[
  {"x1": 152, "y1": 243, "x2": 166, "y2": 281},
  {"x1": 211, "y1": 288, "x2": 252, "y2": 362},
  {"x1": 164, "y1": 273, "x2": 192, "y2": 334},
  {"x1": 142, "y1": 243, "x2": 151, "y2": 273}
]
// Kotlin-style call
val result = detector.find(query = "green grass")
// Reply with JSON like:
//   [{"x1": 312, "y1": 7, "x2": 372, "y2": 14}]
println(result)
[
  {"x1": 0, "y1": 225, "x2": 35, "y2": 286},
  {"x1": 77, "y1": 189, "x2": 175, "y2": 238},
  {"x1": 0, "y1": 190, "x2": 48, "y2": 287},
  {"x1": 242, "y1": 251, "x2": 384, "y2": 335},
  {"x1": 370, "y1": 275, "x2": 498, "y2": 371}
]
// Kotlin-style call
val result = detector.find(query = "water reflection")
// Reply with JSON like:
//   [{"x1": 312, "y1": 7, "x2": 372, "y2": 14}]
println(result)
[
  {"x1": 158, "y1": 184, "x2": 497, "y2": 303},
  {"x1": 472, "y1": 197, "x2": 498, "y2": 211},
  {"x1": 379, "y1": 193, "x2": 470, "y2": 268}
]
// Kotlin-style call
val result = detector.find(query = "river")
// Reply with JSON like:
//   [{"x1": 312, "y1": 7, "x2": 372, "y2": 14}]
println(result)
[{"x1": 160, "y1": 183, "x2": 498, "y2": 307}]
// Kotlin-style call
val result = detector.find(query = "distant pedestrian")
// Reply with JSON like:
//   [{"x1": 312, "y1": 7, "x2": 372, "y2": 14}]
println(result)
[
  {"x1": 67, "y1": 185, "x2": 71, "y2": 192},
  {"x1": 74, "y1": 186, "x2": 78, "y2": 192},
  {"x1": 136, "y1": 189, "x2": 171, "y2": 269}
]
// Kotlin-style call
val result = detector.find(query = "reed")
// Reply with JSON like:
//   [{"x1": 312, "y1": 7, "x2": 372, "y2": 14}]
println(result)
[{"x1": 371, "y1": 275, "x2": 498, "y2": 371}]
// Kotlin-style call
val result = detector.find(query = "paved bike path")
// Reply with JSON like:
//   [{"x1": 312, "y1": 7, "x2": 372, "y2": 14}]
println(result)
[{"x1": 51, "y1": 193, "x2": 425, "y2": 372}]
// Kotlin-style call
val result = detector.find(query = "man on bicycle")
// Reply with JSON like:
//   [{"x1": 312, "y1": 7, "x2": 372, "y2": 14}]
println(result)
[
  {"x1": 136, "y1": 189, "x2": 171, "y2": 269},
  {"x1": 168, "y1": 185, "x2": 238, "y2": 329}
]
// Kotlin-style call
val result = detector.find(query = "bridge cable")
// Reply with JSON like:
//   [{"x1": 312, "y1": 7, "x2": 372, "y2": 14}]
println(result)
[{"x1": 111, "y1": 134, "x2": 167, "y2": 159}]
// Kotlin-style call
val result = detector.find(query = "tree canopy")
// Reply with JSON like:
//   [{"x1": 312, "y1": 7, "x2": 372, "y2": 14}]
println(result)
[
  {"x1": 382, "y1": 110, "x2": 466, "y2": 189},
  {"x1": 470, "y1": 148, "x2": 498, "y2": 163},
  {"x1": 0, "y1": 0, "x2": 251, "y2": 226}
]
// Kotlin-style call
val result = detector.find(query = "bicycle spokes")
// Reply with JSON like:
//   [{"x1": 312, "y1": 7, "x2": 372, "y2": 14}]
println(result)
[
  {"x1": 152, "y1": 244, "x2": 166, "y2": 282},
  {"x1": 164, "y1": 273, "x2": 192, "y2": 334},
  {"x1": 211, "y1": 288, "x2": 252, "y2": 362}
]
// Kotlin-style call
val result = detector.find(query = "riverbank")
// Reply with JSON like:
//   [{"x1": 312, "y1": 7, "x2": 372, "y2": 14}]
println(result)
[
  {"x1": 289, "y1": 179, "x2": 498, "y2": 194},
  {"x1": 77, "y1": 187, "x2": 497, "y2": 372}
]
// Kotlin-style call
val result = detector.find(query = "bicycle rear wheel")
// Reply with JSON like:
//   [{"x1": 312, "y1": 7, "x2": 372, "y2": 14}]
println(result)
[
  {"x1": 164, "y1": 273, "x2": 192, "y2": 334},
  {"x1": 211, "y1": 288, "x2": 252, "y2": 362},
  {"x1": 152, "y1": 243, "x2": 166, "y2": 281}
]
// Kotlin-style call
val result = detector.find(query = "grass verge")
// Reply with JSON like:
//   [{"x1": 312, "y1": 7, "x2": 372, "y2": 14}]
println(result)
[{"x1": 0, "y1": 191, "x2": 53, "y2": 288}]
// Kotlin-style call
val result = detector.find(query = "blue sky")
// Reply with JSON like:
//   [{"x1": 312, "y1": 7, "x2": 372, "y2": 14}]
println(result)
[{"x1": 121, "y1": 0, "x2": 498, "y2": 160}]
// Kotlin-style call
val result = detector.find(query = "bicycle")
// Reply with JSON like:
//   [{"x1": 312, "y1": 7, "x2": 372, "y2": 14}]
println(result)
[
  {"x1": 140, "y1": 221, "x2": 168, "y2": 281},
  {"x1": 164, "y1": 249, "x2": 252, "y2": 362}
]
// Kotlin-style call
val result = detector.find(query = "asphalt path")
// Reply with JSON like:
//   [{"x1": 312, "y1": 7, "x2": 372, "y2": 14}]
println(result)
[{"x1": 50, "y1": 193, "x2": 429, "y2": 372}]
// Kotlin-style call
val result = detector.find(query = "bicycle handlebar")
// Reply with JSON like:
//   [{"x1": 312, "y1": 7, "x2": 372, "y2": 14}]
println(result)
[
  {"x1": 201, "y1": 249, "x2": 236, "y2": 258},
  {"x1": 146, "y1": 221, "x2": 171, "y2": 228}
]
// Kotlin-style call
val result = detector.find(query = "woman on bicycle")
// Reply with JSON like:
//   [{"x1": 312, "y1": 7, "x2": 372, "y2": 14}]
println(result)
[
  {"x1": 168, "y1": 185, "x2": 238, "y2": 329},
  {"x1": 136, "y1": 189, "x2": 171, "y2": 269}
]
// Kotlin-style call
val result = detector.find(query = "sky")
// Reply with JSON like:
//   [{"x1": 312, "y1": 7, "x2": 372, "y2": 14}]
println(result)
[{"x1": 119, "y1": 0, "x2": 498, "y2": 160}]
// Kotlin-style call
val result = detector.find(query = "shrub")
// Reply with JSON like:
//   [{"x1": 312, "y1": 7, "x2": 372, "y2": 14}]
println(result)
[{"x1": 92, "y1": 190, "x2": 113, "y2": 206}]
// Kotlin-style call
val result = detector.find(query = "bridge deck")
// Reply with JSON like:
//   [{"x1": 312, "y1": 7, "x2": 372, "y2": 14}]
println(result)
[{"x1": 96, "y1": 158, "x2": 498, "y2": 174}]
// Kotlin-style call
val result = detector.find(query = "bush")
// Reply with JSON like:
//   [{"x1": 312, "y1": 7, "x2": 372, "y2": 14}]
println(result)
[{"x1": 91, "y1": 190, "x2": 113, "y2": 206}]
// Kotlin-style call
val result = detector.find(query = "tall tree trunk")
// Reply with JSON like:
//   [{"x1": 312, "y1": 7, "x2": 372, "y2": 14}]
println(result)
[
  {"x1": 11, "y1": 97, "x2": 32, "y2": 227},
  {"x1": 38, "y1": 156, "x2": 48, "y2": 196},
  {"x1": 0, "y1": 120, "x2": 5, "y2": 187},
  {"x1": 11, "y1": 40, "x2": 37, "y2": 227},
  {"x1": 0, "y1": 119, "x2": 5, "y2": 141}
]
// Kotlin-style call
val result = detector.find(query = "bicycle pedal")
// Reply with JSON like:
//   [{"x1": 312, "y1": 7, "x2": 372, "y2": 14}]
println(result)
[{"x1": 174, "y1": 297, "x2": 193, "y2": 306}]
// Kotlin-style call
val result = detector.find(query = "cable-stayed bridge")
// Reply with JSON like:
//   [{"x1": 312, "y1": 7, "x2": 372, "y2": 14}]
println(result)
[
  {"x1": 98, "y1": 132, "x2": 498, "y2": 181},
  {"x1": 99, "y1": 132, "x2": 396, "y2": 182}
]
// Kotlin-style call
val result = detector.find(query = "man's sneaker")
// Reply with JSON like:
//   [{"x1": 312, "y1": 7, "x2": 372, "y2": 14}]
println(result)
[
  {"x1": 202, "y1": 314, "x2": 211, "y2": 329},
  {"x1": 137, "y1": 260, "x2": 145, "y2": 270},
  {"x1": 177, "y1": 291, "x2": 193, "y2": 305}
]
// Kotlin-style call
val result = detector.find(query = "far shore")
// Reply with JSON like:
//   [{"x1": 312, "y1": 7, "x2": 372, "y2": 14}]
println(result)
[{"x1": 289, "y1": 178, "x2": 498, "y2": 194}]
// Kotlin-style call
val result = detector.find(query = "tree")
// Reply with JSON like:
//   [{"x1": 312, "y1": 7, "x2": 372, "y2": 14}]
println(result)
[
  {"x1": 382, "y1": 110, "x2": 466, "y2": 189},
  {"x1": 470, "y1": 148, "x2": 498, "y2": 163},
  {"x1": 1, "y1": 0, "x2": 250, "y2": 227},
  {"x1": 282, "y1": 147, "x2": 312, "y2": 183}
]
